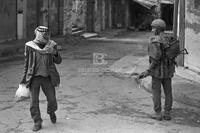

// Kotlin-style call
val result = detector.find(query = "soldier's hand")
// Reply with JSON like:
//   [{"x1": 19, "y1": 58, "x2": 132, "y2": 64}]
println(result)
[{"x1": 137, "y1": 71, "x2": 149, "y2": 80}]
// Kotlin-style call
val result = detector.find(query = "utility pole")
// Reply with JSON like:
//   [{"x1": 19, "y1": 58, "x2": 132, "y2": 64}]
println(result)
[{"x1": 173, "y1": 0, "x2": 179, "y2": 38}]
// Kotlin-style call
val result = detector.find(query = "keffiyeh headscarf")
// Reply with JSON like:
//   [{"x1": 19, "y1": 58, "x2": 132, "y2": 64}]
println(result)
[
  {"x1": 26, "y1": 26, "x2": 57, "y2": 54},
  {"x1": 34, "y1": 26, "x2": 50, "y2": 44}
]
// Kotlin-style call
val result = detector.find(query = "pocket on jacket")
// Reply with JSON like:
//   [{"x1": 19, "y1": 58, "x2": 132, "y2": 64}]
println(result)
[{"x1": 48, "y1": 66, "x2": 60, "y2": 87}]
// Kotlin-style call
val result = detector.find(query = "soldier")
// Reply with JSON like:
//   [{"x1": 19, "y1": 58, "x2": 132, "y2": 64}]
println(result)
[
  {"x1": 20, "y1": 26, "x2": 62, "y2": 131},
  {"x1": 138, "y1": 19, "x2": 175, "y2": 121}
]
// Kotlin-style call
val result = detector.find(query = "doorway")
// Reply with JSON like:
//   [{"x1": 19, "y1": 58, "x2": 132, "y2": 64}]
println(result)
[
  {"x1": 112, "y1": 0, "x2": 126, "y2": 28},
  {"x1": 129, "y1": 0, "x2": 155, "y2": 31},
  {"x1": 161, "y1": 4, "x2": 174, "y2": 30},
  {"x1": 86, "y1": 0, "x2": 95, "y2": 32}
]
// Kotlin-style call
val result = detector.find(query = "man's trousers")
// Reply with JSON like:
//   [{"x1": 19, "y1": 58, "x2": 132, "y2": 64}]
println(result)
[
  {"x1": 152, "y1": 77, "x2": 173, "y2": 113},
  {"x1": 29, "y1": 76, "x2": 57, "y2": 125}
]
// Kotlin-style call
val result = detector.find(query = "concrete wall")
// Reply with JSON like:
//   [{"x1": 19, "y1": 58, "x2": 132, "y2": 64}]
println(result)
[
  {"x1": 185, "y1": 0, "x2": 200, "y2": 71},
  {"x1": 94, "y1": 0, "x2": 111, "y2": 32},
  {"x1": 63, "y1": 0, "x2": 113, "y2": 34},
  {"x1": 26, "y1": 0, "x2": 37, "y2": 38},
  {"x1": 94, "y1": 0, "x2": 102, "y2": 32},
  {"x1": 0, "y1": 0, "x2": 17, "y2": 42},
  {"x1": 25, "y1": 0, "x2": 63, "y2": 38},
  {"x1": 49, "y1": 0, "x2": 60, "y2": 35},
  {"x1": 63, "y1": 0, "x2": 86, "y2": 34}
]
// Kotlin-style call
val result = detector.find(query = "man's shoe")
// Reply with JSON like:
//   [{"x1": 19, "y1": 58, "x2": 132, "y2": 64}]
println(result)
[
  {"x1": 32, "y1": 124, "x2": 42, "y2": 132},
  {"x1": 163, "y1": 112, "x2": 171, "y2": 120},
  {"x1": 150, "y1": 112, "x2": 162, "y2": 121},
  {"x1": 50, "y1": 113, "x2": 57, "y2": 124}
]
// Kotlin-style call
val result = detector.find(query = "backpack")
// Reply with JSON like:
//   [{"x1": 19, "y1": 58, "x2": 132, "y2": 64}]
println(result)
[
  {"x1": 148, "y1": 34, "x2": 180, "y2": 61},
  {"x1": 164, "y1": 36, "x2": 180, "y2": 60}
]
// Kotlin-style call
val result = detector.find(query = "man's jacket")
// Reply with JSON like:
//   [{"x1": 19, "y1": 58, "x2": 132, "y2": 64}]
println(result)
[
  {"x1": 21, "y1": 41, "x2": 62, "y2": 88},
  {"x1": 148, "y1": 33, "x2": 175, "y2": 78}
]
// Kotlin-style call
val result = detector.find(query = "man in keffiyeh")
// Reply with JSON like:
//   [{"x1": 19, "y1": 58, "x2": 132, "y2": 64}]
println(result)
[{"x1": 20, "y1": 26, "x2": 62, "y2": 131}]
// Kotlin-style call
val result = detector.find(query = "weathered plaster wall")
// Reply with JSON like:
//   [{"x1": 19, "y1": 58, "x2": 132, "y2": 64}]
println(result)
[
  {"x1": 94, "y1": 0, "x2": 102, "y2": 32},
  {"x1": 63, "y1": 0, "x2": 112, "y2": 34},
  {"x1": 94, "y1": 0, "x2": 110, "y2": 32},
  {"x1": 185, "y1": 0, "x2": 200, "y2": 71},
  {"x1": 0, "y1": 0, "x2": 17, "y2": 42},
  {"x1": 26, "y1": 0, "x2": 37, "y2": 38},
  {"x1": 49, "y1": 0, "x2": 59, "y2": 35},
  {"x1": 63, "y1": 0, "x2": 86, "y2": 34}
]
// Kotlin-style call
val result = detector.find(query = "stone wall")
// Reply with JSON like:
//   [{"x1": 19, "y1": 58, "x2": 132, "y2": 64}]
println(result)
[
  {"x1": 185, "y1": 0, "x2": 200, "y2": 71},
  {"x1": 26, "y1": 0, "x2": 37, "y2": 38},
  {"x1": 94, "y1": 0, "x2": 111, "y2": 32},
  {"x1": 0, "y1": 0, "x2": 17, "y2": 41},
  {"x1": 63, "y1": 0, "x2": 86, "y2": 34},
  {"x1": 63, "y1": 0, "x2": 113, "y2": 33}
]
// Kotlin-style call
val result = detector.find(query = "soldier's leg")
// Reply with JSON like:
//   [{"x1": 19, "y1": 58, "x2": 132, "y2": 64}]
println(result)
[
  {"x1": 162, "y1": 78, "x2": 173, "y2": 120},
  {"x1": 30, "y1": 76, "x2": 43, "y2": 127},
  {"x1": 41, "y1": 76, "x2": 57, "y2": 123},
  {"x1": 152, "y1": 77, "x2": 162, "y2": 112}
]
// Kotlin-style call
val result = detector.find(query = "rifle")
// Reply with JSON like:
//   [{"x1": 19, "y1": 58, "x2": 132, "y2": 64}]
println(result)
[{"x1": 179, "y1": 48, "x2": 189, "y2": 55}]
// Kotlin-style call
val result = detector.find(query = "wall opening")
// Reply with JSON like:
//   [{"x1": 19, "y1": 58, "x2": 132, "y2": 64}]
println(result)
[
  {"x1": 112, "y1": 0, "x2": 126, "y2": 28},
  {"x1": 161, "y1": 4, "x2": 174, "y2": 30},
  {"x1": 128, "y1": 0, "x2": 156, "y2": 31},
  {"x1": 86, "y1": 0, "x2": 95, "y2": 32},
  {"x1": 194, "y1": 0, "x2": 200, "y2": 9}
]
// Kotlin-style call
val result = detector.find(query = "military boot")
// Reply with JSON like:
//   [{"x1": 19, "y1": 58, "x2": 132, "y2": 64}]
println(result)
[
  {"x1": 163, "y1": 111, "x2": 171, "y2": 120},
  {"x1": 150, "y1": 112, "x2": 162, "y2": 121}
]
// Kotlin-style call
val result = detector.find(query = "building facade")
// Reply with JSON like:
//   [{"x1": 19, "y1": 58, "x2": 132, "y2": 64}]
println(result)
[
  {"x1": 0, "y1": 0, "x2": 17, "y2": 42},
  {"x1": 25, "y1": 0, "x2": 64, "y2": 38},
  {"x1": 63, "y1": 0, "x2": 174, "y2": 33},
  {"x1": 184, "y1": 0, "x2": 200, "y2": 71},
  {"x1": 0, "y1": 0, "x2": 63, "y2": 42},
  {"x1": 63, "y1": 0, "x2": 114, "y2": 34}
]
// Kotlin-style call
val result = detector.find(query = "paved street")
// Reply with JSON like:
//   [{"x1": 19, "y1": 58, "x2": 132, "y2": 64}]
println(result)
[{"x1": 0, "y1": 32, "x2": 200, "y2": 133}]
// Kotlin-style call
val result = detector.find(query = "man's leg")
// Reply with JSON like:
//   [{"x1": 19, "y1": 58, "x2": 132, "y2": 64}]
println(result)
[
  {"x1": 152, "y1": 77, "x2": 162, "y2": 112},
  {"x1": 41, "y1": 77, "x2": 57, "y2": 123},
  {"x1": 151, "y1": 77, "x2": 162, "y2": 120},
  {"x1": 30, "y1": 76, "x2": 43, "y2": 131},
  {"x1": 162, "y1": 78, "x2": 173, "y2": 120}
]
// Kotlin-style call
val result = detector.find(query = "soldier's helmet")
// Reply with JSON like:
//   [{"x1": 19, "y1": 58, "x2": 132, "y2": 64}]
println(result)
[{"x1": 151, "y1": 19, "x2": 166, "y2": 29}]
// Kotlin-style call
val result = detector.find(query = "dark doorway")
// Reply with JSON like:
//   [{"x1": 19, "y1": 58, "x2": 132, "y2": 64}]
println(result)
[
  {"x1": 86, "y1": 0, "x2": 95, "y2": 32},
  {"x1": 129, "y1": 1, "x2": 155, "y2": 31},
  {"x1": 112, "y1": 0, "x2": 126, "y2": 28},
  {"x1": 161, "y1": 4, "x2": 174, "y2": 30}
]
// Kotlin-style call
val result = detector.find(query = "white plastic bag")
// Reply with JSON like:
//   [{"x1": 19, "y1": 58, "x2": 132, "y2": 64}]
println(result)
[{"x1": 15, "y1": 84, "x2": 30, "y2": 102}]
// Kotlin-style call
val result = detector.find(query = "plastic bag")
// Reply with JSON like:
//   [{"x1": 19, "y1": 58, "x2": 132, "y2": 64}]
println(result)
[{"x1": 15, "y1": 84, "x2": 30, "y2": 102}]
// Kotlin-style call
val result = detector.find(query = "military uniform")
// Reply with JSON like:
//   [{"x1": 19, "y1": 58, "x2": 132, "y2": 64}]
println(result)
[{"x1": 148, "y1": 32, "x2": 175, "y2": 117}]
